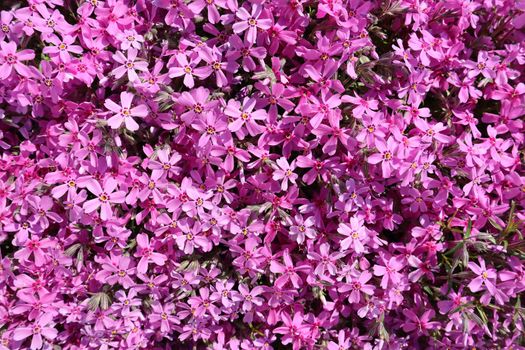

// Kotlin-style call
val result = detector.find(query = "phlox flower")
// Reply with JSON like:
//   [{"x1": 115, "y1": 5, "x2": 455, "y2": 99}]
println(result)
[
  {"x1": 0, "y1": 41, "x2": 34, "y2": 79},
  {"x1": 12, "y1": 313, "x2": 57, "y2": 350},
  {"x1": 82, "y1": 178, "x2": 126, "y2": 221},
  {"x1": 105, "y1": 91, "x2": 148, "y2": 131},
  {"x1": 232, "y1": 4, "x2": 272, "y2": 44},
  {"x1": 135, "y1": 233, "x2": 167, "y2": 274},
  {"x1": 112, "y1": 48, "x2": 149, "y2": 82},
  {"x1": 272, "y1": 157, "x2": 298, "y2": 191}
]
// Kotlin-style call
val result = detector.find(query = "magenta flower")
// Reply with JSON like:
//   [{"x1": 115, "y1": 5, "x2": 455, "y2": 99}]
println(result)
[
  {"x1": 339, "y1": 270, "x2": 375, "y2": 303},
  {"x1": 148, "y1": 148, "x2": 182, "y2": 179},
  {"x1": 289, "y1": 214, "x2": 316, "y2": 244},
  {"x1": 232, "y1": 4, "x2": 272, "y2": 44},
  {"x1": 373, "y1": 256, "x2": 405, "y2": 289},
  {"x1": 367, "y1": 137, "x2": 398, "y2": 177},
  {"x1": 402, "y1": 309, "x2": 439, "y2": 335},
  {"x1": 42, "y1": 34, "x2": 82, "y2": 63},
  {"x1": 270, "y1": 249, "x2": 310, "y2": 288},
  {"x1": 225, "y1": 97, "x2": 266, "y2": 139},
  {"x1": 150, "y1": 301, "x2": 179, "y2": 333},
  {"x1": 307, "y1": 243, "x2": 343, "y2": 276},
  {"x1": 95, "y1": 253, "x2": 135, "y2": 288},
  {"x1": 272, "y1": 157, "x2": 298, "y2": 191},
  {"x1": 233, "y1": 284, "x2": 264, "y2": 312},
  {"x1": 188, "y1": 287, "x2": 221, "y2": 320},
  {"x1": 273, "y1": 313, "x2": 308, "y2": 350},
  {"x1": 112, "y1": 48, "x2": 149, "y2": 82},
  {"x1": 168, "y1": 53, "x2": 208, "y2": 88},
  {"x1": 12, "y1": 313, "x2": 57, "y2": 350},
  {"x1": 226, "y1": 34, "x2": 267, "y2": 72},
  {"x1": 188, "y1": 0, "x2": 228, "y2": 24},
  {"x1": 13, "y1": 236, "x2": 54, "y2": 267},
  {"x1": 338, "y1": 216, "x2": 367, "y2": 254},
  {"x1": 82, "y1": 178, "x2": 126, "y2": 221},
  {"x1": 135, "y1": 233, "x2": 167, "y2": 273},
  {"x1": 467, "y1": 258, "x2": 497, "y2": 294},
  {"x1": 105, "y1": 91, "x2": 148, "y2": 131},
  {"x1": 0, "y1": 41, "x2": 34, "y2": 79}
]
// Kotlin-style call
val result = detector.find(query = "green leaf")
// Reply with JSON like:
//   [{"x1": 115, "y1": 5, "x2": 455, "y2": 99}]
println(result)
[
  {"x1": 488, "y1": 218, "x2": 503, "y2": 231},
  {"x1": 444, "y1": 241, "x2": 464, "y2": 256},
  {"x1": 464, "y1": 219, "x2": 472, "y2": 239},
  {"x1": 88, "y1": 292, "x2": 112, "y2": 311},
  {"x1": 462, "y1": 244, "x2": 469, "y2": 267},
  {"x1": 378, "y1": 321, "x2": 389, "y2": 341},
  {"x1": 64, "y1": 243, "x2": 81, "y2": 257}
]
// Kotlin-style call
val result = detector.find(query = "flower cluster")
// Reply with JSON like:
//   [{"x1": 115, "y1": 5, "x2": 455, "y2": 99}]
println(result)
[{"x1": 0, "y1": 0, "x2": 524, "y2": 349}]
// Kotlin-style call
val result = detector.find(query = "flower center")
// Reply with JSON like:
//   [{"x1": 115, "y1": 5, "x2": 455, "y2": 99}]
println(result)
[
  {"x1": 6, "y1": 54, "x2": 16, "y2": 64},
  {"x1": 194, "y1": 104, "x2": 203, "y2": 113}
]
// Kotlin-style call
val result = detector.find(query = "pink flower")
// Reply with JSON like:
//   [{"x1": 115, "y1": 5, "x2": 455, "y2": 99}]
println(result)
[
  {"x1": 148, "y1": 148, "x2": 182, "y2": 179},
  {"x1": 233, "y1": 284, "x2": 264, "y2": 312},
  {"x1": 112, "y1": 48, "x2": 149, "y2": 82},
  {"x1": 232, "y1": 4, "x2": 272, "y2": 43},
  {"x1": 168, "y1": 53, "x2": 208, "y2": 88},
  {"x1": 467, "y1": 258, "x2": 497, "y2": 294},
  {"x1": 0, "y1": 41, "x2": 34, "y2": 79},
  {"x1": 12, "y1": 313, "x2": 57, "y2": 350},
  {"x1": 338, "y1": 216, "x2": 367, "y2": 254},
  {"x1": 188, "y1": 287, "x2": 221, "y2": 320},
  {"x1": 105, "y1": 91, "x2": 148, "y2": 131},
  {"x1": 150, "y1": 302, "x2": 179, "y2": 333},
  {"x1": 272, "y1": 157, "x2": 298, "y2": 191},
  {"x1": 307, "y1": 243, "x2": 343, "y2": 276},
  {"x1": 270, "y1": 249, "x2": 310, "y2": 288},
  {"x1": 135, "y1": 233, "x2": 167, "y2": 274},
  {"x1": 367, "y1": 137, "x2": 398, "y2": 178},
  {"x1": 225, "y1": 97, "x2": 266, "y2": 139},
  {"x1": 42, "y1": 34, "x2": 83, "y2": 63},
  {"x1": 339, "y1": 270, "x2": 375, "y2": 303},
  {"x1": 402, "y1": 309, "x2": 439, "y2": 335},
  {"x1": 274, "y1": 313, "x2": 308, "y2": 350},
  {"x1": 14, "y1": 236, "x2": 54, "y2": 267},
  {"x1": 289, "y1": 214, "x2": 316, "y2": 244},
  {"x1": 82, "y1": 178, "x2": 127, "y2": 221},
  {"x1": 95, "y1": 253, "x2": 135, "y2": 288},
  {"x1": 373, "y1": 256, "x2": 404, "y2": 289}
]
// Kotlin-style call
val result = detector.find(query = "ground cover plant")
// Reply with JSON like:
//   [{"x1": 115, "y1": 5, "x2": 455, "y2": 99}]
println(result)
[{"x1": 0, "y1": 0, "x2": 524, "y2": 349}]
